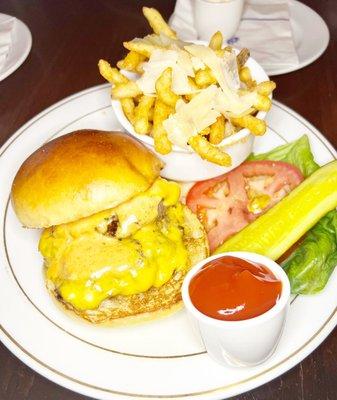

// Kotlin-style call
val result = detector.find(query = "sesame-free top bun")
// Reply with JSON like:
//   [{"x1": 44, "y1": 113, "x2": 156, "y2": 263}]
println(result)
[{"x1": 11, "y1": 130, "x2": 163, "y2": 228}]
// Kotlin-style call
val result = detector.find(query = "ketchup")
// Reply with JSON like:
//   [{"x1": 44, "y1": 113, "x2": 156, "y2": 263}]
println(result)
[{"x1": 189, "y1": 256, "x2": 282, "y2": 321}]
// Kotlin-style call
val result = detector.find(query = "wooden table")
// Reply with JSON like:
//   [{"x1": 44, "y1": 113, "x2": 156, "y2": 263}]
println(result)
[{"x1": 0, "y1": 0, "x2": 336, "y2": 399}]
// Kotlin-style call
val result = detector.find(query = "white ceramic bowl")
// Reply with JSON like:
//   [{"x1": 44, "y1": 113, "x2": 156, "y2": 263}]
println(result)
[
  {"x1": 112, "y1": 44, "x2": 271, "y2": 181},
  {"x1": 182, "y1": 252, "x2": 291, "y2": 367}
]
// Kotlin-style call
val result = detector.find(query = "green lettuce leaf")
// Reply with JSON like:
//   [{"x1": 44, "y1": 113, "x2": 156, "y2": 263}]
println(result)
[
  {"x1": 282, "y1": 210, "x2": 337, "y2": 294},
  {"x1": 248, "y1": 135, "x2": 319, "y2": 177}
]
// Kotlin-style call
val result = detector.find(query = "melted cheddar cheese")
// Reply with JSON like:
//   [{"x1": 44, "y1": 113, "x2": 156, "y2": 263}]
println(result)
[{"x1": 39, "y1": 178, "x2": 189, "y2": 311}]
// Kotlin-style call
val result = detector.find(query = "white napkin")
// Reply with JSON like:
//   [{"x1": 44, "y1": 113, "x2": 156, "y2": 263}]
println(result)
[
  {"x1": 170, "y1": 0, "x2": 299, "y2": 70},
  {"x1": 0, "y1": 17, "x2": 15, "y2": 72}
]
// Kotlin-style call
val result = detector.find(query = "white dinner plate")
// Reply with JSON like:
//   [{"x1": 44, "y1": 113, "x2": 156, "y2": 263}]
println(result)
[
  {"x1": 0, "y1": 84, "x2": 336, "y2": 400},
  {"x1": 0, "y1": 13, "x2": 32, "y2": 82}
]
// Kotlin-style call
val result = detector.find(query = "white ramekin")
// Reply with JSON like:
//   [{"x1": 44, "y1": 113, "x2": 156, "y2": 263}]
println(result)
[
  {"x1": 182, "y1": 251, "x2": 291, "y2": 367},
  {"x1": 112, "y1": 43, "x2": 271, "y2": 181}
]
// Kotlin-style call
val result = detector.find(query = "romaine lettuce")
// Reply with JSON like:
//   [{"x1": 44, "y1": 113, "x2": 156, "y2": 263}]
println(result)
[
  {"x1": 282, "y1": 211, "x2": 337, "y2": 294},
  {"x1": 248, "y1": 135, "x2": 319, "y2": 177}
]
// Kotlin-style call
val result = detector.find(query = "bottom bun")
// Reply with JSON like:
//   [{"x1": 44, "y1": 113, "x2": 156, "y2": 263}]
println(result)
[{"x1": 47, "y1": 206, "x2": 208, "y2": 325}]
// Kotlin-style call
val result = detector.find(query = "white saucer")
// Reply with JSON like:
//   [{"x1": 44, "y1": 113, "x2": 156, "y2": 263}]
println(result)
[
  {"x1": 271, "y1": 0, "x2": 330, "y2": 76},
  {"x1": 0, "y1": 13, "x2": 32, "y2": 82},
  {"x1": 170, "y1": 0, "x2": 329, "y2": 76}
]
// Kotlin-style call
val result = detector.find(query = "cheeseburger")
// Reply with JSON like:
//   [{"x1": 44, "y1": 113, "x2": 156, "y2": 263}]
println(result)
[{"x1": 11, "y1": 130, "x2": 208, "y2": 323}]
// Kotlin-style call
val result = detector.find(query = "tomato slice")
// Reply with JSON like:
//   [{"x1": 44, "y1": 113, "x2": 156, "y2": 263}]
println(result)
[{"x1": 186, "y1": 161, "x2": 304, "y2": 252}]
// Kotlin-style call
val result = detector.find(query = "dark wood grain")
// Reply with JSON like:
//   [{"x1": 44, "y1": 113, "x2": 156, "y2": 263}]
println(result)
[{"x1": 0, "y1": 1, "x2": 336, "y2": 399}]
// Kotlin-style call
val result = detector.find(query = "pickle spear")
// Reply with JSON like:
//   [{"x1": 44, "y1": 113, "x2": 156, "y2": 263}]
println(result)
[{"x1": 214, "y1": 160, "x2": 337, "y2": 260}]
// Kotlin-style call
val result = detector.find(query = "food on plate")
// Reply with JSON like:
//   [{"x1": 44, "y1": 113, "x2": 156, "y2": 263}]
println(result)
[
  {"x1": 248, "y1": 134, "x2": 319, "y2": 177},
  {"x1": 189, "y1": 255, "x2": 282, "y2": 321},
  {"x1": 152, "y1": 99, "x2": 173, "y2": 154},
  {"x1": 186, "y1": 160, "x2": 304, "y2": 251},
  {"x1": 134, "y1": 95, "x2": 155, "y2": 134},
  {"x1": 228, "y1": 137, "x2": 337, "y2": 295},
  {"x1": 98, "y1": 6, "x2": 276, "y2": 165},
  {"x1": 11, "y1": 130, "x2": 208, "y2": 324},
  {"x1": 282, "y1": 210, "x2": 337, "y2": 294},
  {"x1": 214, "y1": 160, "x2": 337, "y2": 260},
  {"x1": 142, "y1": 7, "x2": 177, "y2": 39},
  {"x1": 188, "y1": 135, "x2": 232, "y2": 166},
  {"x1": 209, "y1": 115, "x2": 226, "y2": 145},
  {"x1": 117, "y1": 51, "x2": 146, "y2": 72},
  {"x1": 208, "y1": 31, "x2": 223, "y2": 51},
  {"x1": 185, "y1": 135, "x2": 337, "y2": 294},
  {"x1": 236, "y1": 48, "x2": 250, "y2": 69}
]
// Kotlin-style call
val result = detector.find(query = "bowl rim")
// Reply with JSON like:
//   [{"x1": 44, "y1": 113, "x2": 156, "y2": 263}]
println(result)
[
  {"x1": 181, "y1": 251, "x2": 291, "y2": 328},
  {"x1": 112, "y1": 41, "x2": 271, "y2": 154}
]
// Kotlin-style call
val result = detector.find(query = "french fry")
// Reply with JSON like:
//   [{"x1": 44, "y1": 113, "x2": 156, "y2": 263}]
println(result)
[
  {"x1": 117, "y1": 51, "x2": 146, "y2": 72},
  {"x1": 209, "y1": 31, "x2": 223, "y2": 51},
  {"x1": 98, "y1": 60, "x2": 128, "y2": 84},
  {"x1": 239, "y1": 66, "x2": 256, "y2": 88},
  {"x1": 195, "y1": 67, "x2": 217, "y2": 87},
  {"x1": 134, "y1": 94, "x2": 143, "y2": 104},
  {"x1": 238, "y1": 88, "x2": 272, "y2": 112},
  {"x1": 98, "y1": 59, "x2": 114, "y2": 83},
  {"x1": 209, "y1": 115, "x2": 225, "y2": 144},
  {"x1": 152, "y1": 99, "x2": 173, "y2": 154},
  {"x1": 237, "y1": 48, "x2": 250, "y2": 68},
  {"x1": 230, "y1": 115, "x2": 266, "y2": 136},
  {"x1": 120, "y1": 98, "x2": 135, "y2": 124},
  {"x1": 155, "y1": 67, "x2": 180, "y2": 107},
  {"x1": 239, "y1": 66, "x2": 252, "y2": 83},
  {"x1": 199, "y1": 127, "x2": 211, "y2": 136},
  {"x1": 148, "y1": 105, "x2": 154, "y2": 121},
  {"x1": 112, "y1": 81, "x2": 142, "y2": 98},
  {"x1": 254, "y1": 93, "x2": 272, "y2": 112},
  {"x1": 142, "y1": 7, "x2": 177, "y2": 39},
  {"x1": 188, "y1": 135, "x2": 232, "y2": 166},
  {"x1": 135, "y1": 62, "x2": 145, "y2": 74},
  {"x1": 134, "y1": 95, "x2": 155, "y2": 134},
  {"x1": 256, "y1": 81, "x2": 276, "y2": 96},
  {"x1": 123, "y1": 39, "x2": 158, "y2": 58}
]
